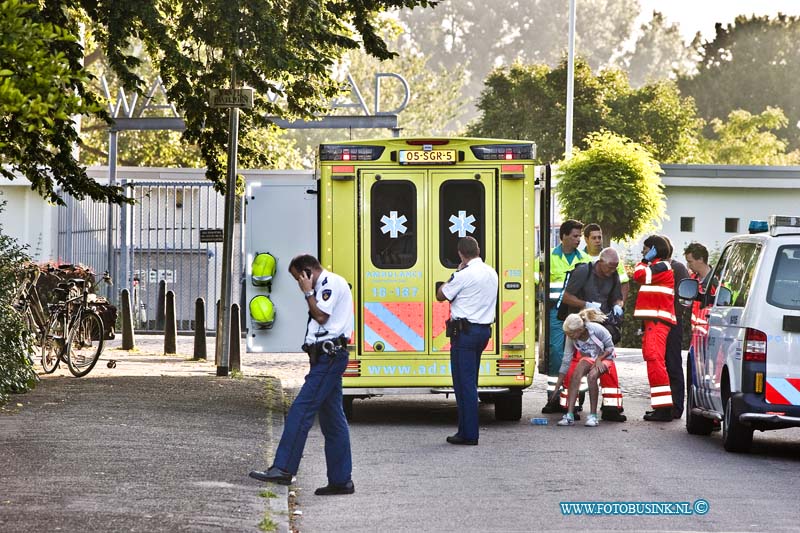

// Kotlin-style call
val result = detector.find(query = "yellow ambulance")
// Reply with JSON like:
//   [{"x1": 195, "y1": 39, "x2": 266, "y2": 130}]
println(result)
[{"x1": 316, "y1": 137, "x2": 540, "y2": 420}]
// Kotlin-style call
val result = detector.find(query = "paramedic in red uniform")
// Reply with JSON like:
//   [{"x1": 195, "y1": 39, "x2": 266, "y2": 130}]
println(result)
[{"x1": 633, "y1": 235, "x2": 676, "y2": 422}]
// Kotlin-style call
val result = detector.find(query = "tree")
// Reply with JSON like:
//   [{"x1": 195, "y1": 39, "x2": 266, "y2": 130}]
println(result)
[
  {"x1": 555, "y1": 131, "x2": 665, "y2": 245},
  {"x1": 0, "y1": 0, "x2": 122, "y2": 204},
  {"x1": 622, "y1": 11, "x2": 697, "y2": 88},
  {"x1": 1, "y1": 0, "x2": 438, "y2": 203},
  {"x1": 467, "y1": 58, "x2": 702, "y2": 163},
  {"x1": 678, "y1": 14, "x2": 800, "y2": 151},
  {"x1": 699, "y1": 107, "x2": 800, "y2": 165},
  {"x1": 398, "y1": 0, "x2": 639, "y2": 118}
]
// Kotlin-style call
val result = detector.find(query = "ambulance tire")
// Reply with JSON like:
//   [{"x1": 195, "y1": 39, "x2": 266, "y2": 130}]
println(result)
[
  {"x1": 478, "y1": 394, "x2": 496, "y2": 404},
  {"x1": 685, "y1": 364, "x2": 714, "y2": 436},
  {"x1": 494, "y1": 391, "x2": 522, "y2": 421},
  {"x1": 342, "y1": 396, "x2": 354, "y2": 422},
  {"x1": 723, "y1": 395, "x2": 753, "y2": 453}
]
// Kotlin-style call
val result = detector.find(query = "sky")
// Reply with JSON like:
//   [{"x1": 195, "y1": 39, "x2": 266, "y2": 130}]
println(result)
[{"x1": 637, "y1": 0, "x2": 800, "y2": 41}]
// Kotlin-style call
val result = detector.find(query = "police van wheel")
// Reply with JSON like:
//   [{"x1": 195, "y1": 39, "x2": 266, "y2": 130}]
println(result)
[
  {"x1": 342, "y1": 396, "x2": 354, "y2": 421},
  {"x1": 723, "y1": 396, "x2": 753, "y2": 453},
  {"x1": 494, "y1": 392, "x2": 522, "y2": 421},
  {"x1": 685, "y1": 365, "x2": 714, "y2": 436}
]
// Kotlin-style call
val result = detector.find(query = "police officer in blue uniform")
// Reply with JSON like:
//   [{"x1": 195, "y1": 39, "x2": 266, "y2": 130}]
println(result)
[
  {"x1": 436, "y1": 237, "x2": 499, "y2": 445},
  {"x1": 249, "y1": 254, "x2": 355, "y2": 496}
]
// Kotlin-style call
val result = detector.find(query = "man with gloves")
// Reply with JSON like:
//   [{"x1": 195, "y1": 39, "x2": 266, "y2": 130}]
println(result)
[{"x1": 560, "y1": 247, "x2": 627, "y2": 422}]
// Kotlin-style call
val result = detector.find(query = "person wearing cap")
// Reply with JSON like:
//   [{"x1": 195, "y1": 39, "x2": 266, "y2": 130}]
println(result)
[
  {"x1": 249, "y1": 254, "x2": 355, "y2": 496},
  {"x1": 436, "y1": 236, "x2": 498, "y2": 446}
]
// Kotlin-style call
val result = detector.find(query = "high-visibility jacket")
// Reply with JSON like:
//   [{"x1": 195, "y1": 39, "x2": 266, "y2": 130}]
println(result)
[
  {"x1": 633, "y1": 259, "x2": 676, "y2": 324},
  {"x1": 690, "y1": 272, "x2": 713, "y2": 335},
  {"x1": 549, "y1": 245, "x2": 590, "y2": 301}
]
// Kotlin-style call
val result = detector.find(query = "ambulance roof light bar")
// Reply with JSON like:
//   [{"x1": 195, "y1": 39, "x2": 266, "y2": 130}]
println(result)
[
  {"x1": 768, "y1": 215, "x2": 800, "y2": 236},
  {"x1": 320, "y1": 144, "x2": 385, "y2": 161},
  {"x1": 471, "y1": 143, "x2": 535, "y2": 161}
]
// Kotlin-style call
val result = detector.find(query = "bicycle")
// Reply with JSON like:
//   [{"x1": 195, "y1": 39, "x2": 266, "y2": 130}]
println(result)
[
  {"x1": 41, "y1": 273, "x2": 110, "y2": 377},
  {"x1": 13, "y1": 266, "x2": 50, "y2": 353}
]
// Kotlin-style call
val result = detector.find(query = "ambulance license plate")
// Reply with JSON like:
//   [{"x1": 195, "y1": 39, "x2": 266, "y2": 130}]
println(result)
[{"x1": 399, "y1": 150, "x2": 457, "y2": 165}]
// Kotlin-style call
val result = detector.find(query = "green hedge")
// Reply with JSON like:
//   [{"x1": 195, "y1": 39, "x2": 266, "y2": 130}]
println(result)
[{"x1": 0, "y1": 213, "x2": 37, "y2": 405}]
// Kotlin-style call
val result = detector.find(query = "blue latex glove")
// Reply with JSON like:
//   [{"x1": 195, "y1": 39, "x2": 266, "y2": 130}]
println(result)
[
  {"x1": 585, "y1": 301, "x2": 602, "y2": 310},
  {"x1": 644, "y1": 247, "x2": 657, "y2": 262},
  {"x1": 613, "y1": 304, "x2": 624, "y2": 317}
]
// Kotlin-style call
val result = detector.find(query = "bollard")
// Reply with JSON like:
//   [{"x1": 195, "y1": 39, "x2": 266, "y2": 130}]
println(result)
[
  {"x1": 120, "y1": 288, "x2": 136, "y2": 350},
  {"x1": 164, "y1": 290, "x2": 177, "y2": 354},
  {"x1": 156, "y1": 280, "x2": 166, "y2": 330},
  {"x1": 229, "y1": 303, "x2": 241, "y2": 372},
  {"x1": 193, "y1": 297, "x2": 207, "y2": 360}
]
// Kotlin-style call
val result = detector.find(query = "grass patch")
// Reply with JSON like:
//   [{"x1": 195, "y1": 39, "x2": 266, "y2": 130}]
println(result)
[
  {"x1": 259, "y1": 489, "x2": 278, "y2": 499},
  {"x1": 231, "y1": 369, "x2": 244, "y2": 379},
  {"x1": 258, "y1": 515, "x2": 278, "y2": 532}
]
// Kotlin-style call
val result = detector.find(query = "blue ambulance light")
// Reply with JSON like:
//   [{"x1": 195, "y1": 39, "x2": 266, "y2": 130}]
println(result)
[
  {"x1": 471, "y1": 144, "x2": 535, "y2": 161},
  {"x1": 320, "y1": 144, "x2": 385, "y2": 161},
  {"x1": 748, "y1": 220, "x2": 768, "y2": 234}
]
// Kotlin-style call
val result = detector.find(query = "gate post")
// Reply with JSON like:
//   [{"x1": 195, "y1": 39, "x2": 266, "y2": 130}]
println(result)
[
  {"x1": 164, "y1": 290, "x2": 177, "y2": 354},
  {"x1": 194, "y1": 297, "x2": 207, "y2": 360},
  {"x1": 156, "y1": 279, "x2": 166, "y2": 330},
  {"x1": 120, "y1": 288, "x2": 135, "y2": 350},
  {"x1": 229, "y1": 303, "x2": 241, "y2": 372}
]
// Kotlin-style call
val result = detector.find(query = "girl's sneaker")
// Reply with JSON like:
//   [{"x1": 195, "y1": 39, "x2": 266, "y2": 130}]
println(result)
[
  {"x1": 557, "y1": 413, "x2": 575, "y2": 426},
  {"x1": 585, "y1": 414, "x2": 599, "y2": 427}
]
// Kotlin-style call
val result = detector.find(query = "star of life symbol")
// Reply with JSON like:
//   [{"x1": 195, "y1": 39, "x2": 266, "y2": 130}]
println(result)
[
  {"x1": 380, "y1": 211, "x2": 408, "y2": 238},
  {"x1": 449, "y1": 210, "x2": 476, "y2": 237}
]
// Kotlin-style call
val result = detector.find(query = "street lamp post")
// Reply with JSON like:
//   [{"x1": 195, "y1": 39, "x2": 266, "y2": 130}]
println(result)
[{"x1": 565, "y1": 0, "x2": 576, "y2": 160}]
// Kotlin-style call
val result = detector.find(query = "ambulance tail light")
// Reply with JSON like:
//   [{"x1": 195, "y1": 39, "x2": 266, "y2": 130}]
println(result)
[
  {"x1": 496, "y1": 359, "x2": 525, "y2": 377},
  {"x1": 471, "y1": 144, "x2": 535, "y2": 161},
  {"x1": 744, "y1": 328, "x2": 767, "y2": 362},
  {"x1": 320, "y1": 144, "x2": 385, "y2": 161},
  {"x1": 344, "y1": 360, "x2": 361, "y2": 377}
]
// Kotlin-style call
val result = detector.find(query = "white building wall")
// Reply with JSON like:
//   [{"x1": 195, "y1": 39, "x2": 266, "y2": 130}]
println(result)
[
  {"x1": 0, "y1": 180, "x2": 57, "y2": 262},
  {"x1": 661, "y1": 185, "x2": 800, "y2": 256}
]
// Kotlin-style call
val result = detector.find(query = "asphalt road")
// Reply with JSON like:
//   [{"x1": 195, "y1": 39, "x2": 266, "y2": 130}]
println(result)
[{"x1": 289, "y1": 357, "x2": 800, "y2": 533}]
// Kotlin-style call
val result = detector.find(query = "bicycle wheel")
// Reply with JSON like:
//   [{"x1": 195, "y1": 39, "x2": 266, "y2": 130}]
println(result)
[
  {"x1": 66, "y1": 311, "x2": 105, "y2": 378},
  {"x1": 41, "y1": 316, "x2": 65, "y2": 374}
]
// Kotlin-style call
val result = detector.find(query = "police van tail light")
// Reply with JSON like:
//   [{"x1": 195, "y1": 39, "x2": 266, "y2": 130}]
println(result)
[
  {"x1": 320, "y1": 144, "x2": 385, "y2": 161},
  {"x1": 744, "y1": 328, "x2": 767, "y2": 362},
  {"x1": 471, "y1": 144, "x2": 535, "y2": 160}
]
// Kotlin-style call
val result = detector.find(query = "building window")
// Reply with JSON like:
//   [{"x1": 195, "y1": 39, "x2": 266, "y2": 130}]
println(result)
[
  {"x1": 680, "y1": 217, "x2": 695, "y2": 232},
  {"x1": 725, "y1": 217, "x2": 739, "y2": 233}
]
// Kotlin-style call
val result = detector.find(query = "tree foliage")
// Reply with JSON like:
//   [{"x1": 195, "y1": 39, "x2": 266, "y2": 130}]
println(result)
[
  {"x1": 699, "y1": 107, "x2": 800, "y2": 165},
  {"x1": 0, "y1": 0, "x2": 122, "y2": 204},
  {"x1": 555, "y1": 131, "x2": 665, "y2": 244},
  {"x1": 398, "y1": 0, "x2": 638, "y2": 117},
  {"x1": 467, "y1": 58, "x2": 702, "y2": 163},
  {"x1": 2, "y1": 0, "x2": 437, "y2": 202},
  {"x1": 622, "y1": 11, "x2": 697, "y2": 88},
  {"x1": 678, "y1": 14, "x2": 800, "y2": 151}
]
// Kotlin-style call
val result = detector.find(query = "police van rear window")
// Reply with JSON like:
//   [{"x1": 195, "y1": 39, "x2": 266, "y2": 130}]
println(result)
[{"x1": 768, "y1": 245, "x2": 800, "y2": 310}]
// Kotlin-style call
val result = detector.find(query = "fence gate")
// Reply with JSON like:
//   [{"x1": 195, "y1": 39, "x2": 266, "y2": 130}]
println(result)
[{"x1": 57, "y1": 177, "x2": 242, "y2": 333}]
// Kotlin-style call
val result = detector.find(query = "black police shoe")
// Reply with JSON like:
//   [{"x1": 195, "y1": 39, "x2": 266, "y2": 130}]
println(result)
[
  {"x1": 315, "y1": 480, "x2": 355, "y2": 496},
  {"x1": 446, "y1": 434, "x2": 478, "y2": 445},
  {"x1": 248, "y1": 466, "x2": 294, "y2": 485},
  {"x1": 601, "y1": 407, "x2": 627, "y2": 422},
  {"x1": 643, "y1": 407, "x2": 674, "y2": 422}
]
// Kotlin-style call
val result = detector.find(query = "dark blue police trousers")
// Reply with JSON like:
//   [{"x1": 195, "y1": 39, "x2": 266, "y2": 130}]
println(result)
[
  {"x1": 450, "y1": 324, "x2": 491, "y2": 442},
  {"x1": 273, "y1": 347, "x2": 352, "y2": 485}
]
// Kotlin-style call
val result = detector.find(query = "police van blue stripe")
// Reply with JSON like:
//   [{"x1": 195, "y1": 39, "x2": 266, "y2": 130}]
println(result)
[
  {"x1": 363, "y1": 324, "x2": 397, "y2": 352},
  {"x1": 768, "y1": 377, "x2": 800, "y2": 405},
  {"x1": 364, "y1": 302, "x2": 425, "y2": 351}
]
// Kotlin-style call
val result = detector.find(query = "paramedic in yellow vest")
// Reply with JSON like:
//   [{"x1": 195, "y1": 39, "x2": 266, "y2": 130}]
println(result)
[
  {"x1": 542, "y1": 219, "x2": 590, "y2": 413},
  {"x1": 582, "y1": 223, "x2": 629, "y2": 302}
]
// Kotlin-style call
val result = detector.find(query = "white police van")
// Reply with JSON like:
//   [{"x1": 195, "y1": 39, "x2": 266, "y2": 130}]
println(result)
[{"x1": 678, "y1": 215, "x2": 800, "y2": 453}]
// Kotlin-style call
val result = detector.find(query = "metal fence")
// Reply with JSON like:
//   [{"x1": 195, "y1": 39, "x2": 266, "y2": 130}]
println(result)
[{"x1": 57, "y1": 170, "x2": 243, "y2": 333}]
